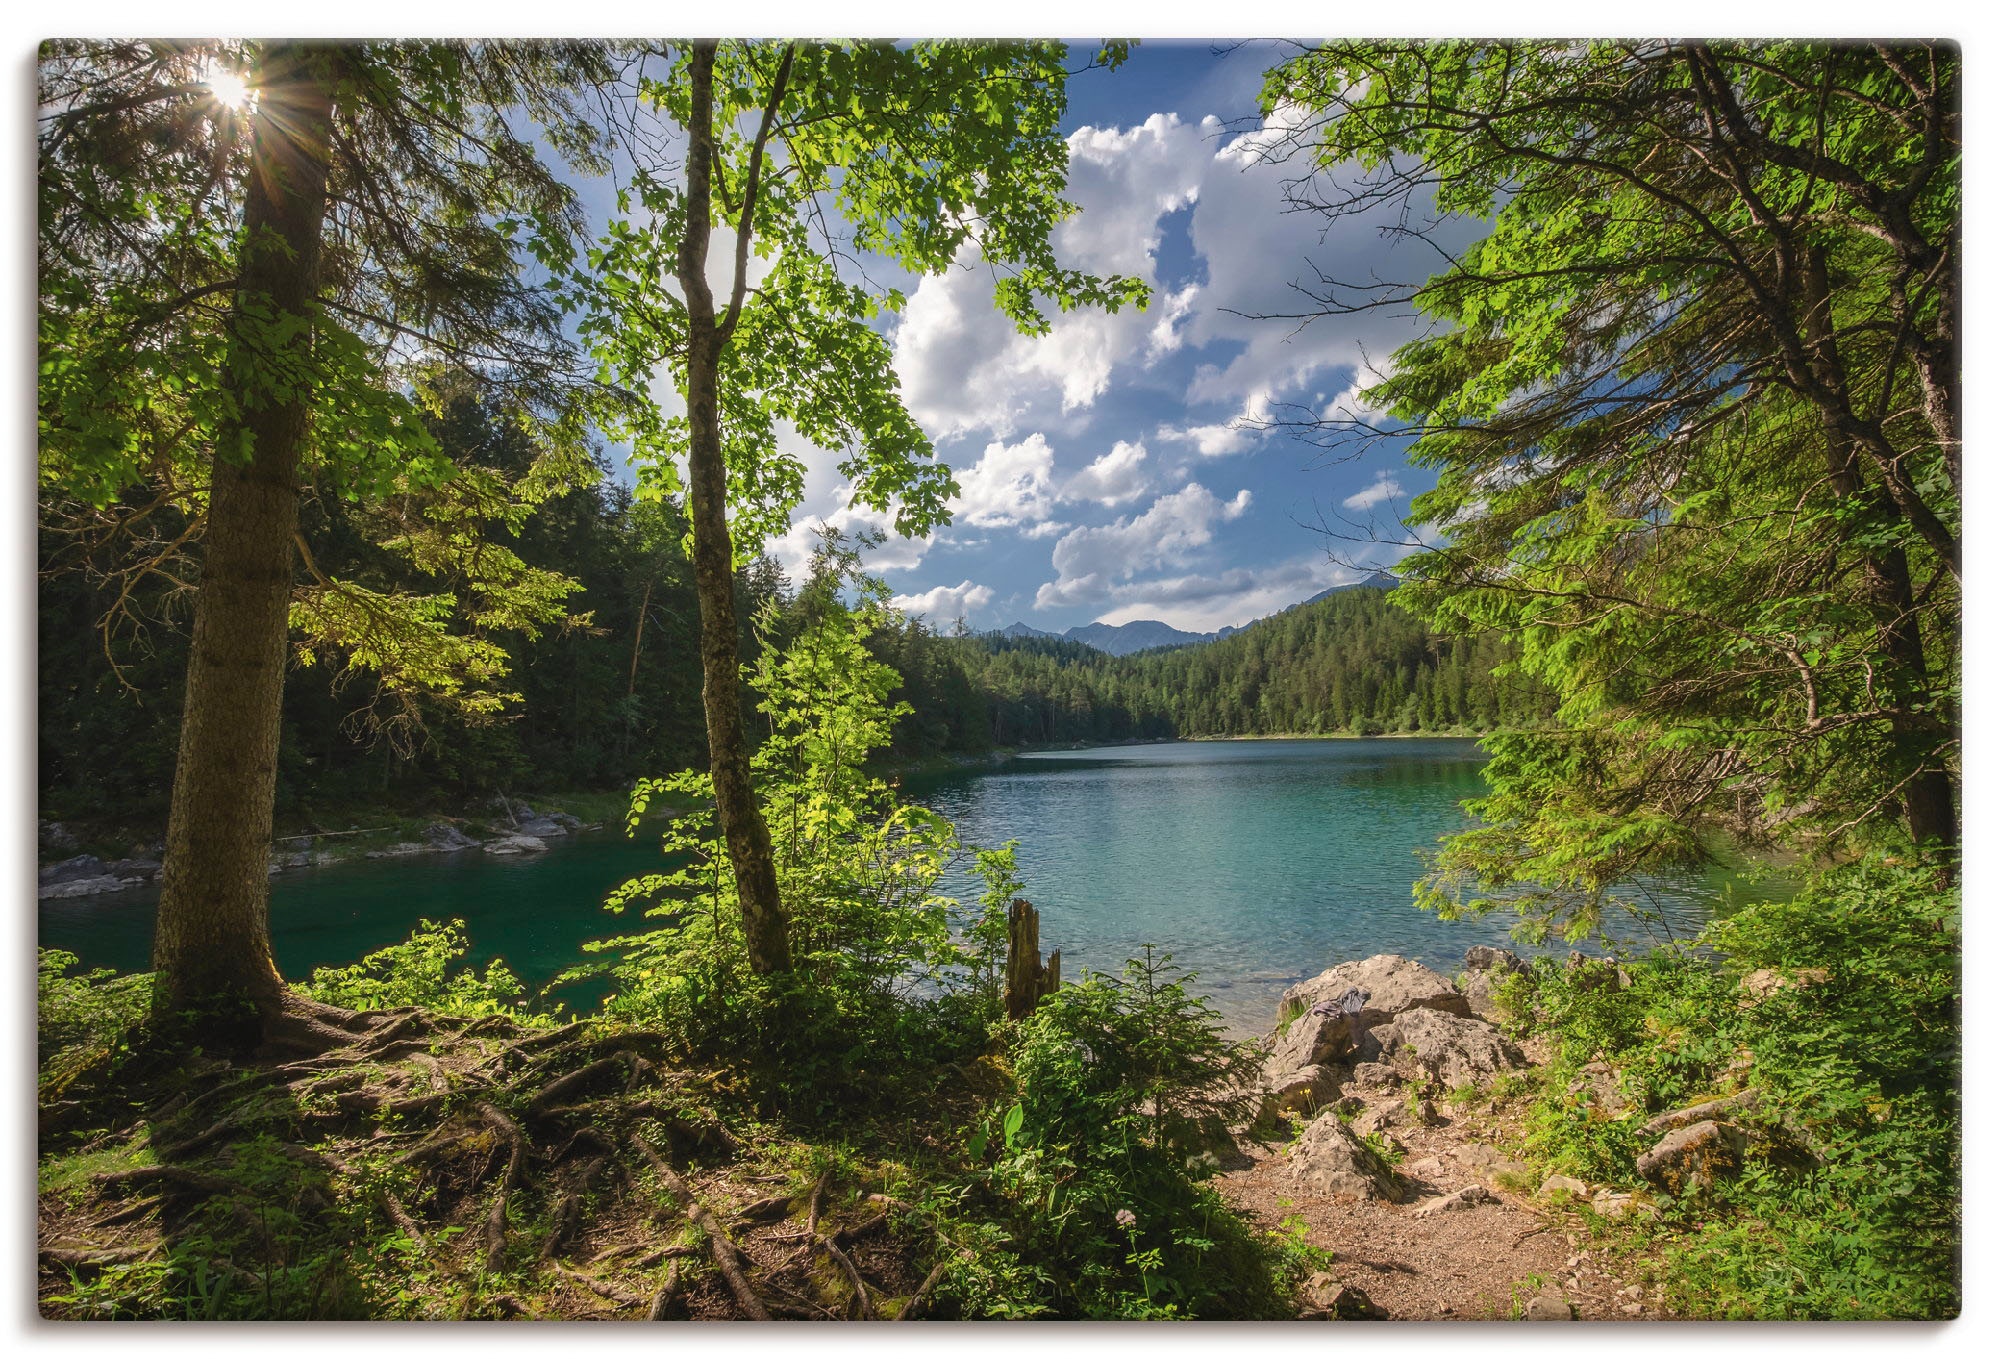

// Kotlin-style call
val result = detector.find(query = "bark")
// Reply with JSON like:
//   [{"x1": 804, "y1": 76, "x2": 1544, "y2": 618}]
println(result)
[
  {"x1": 152, "y1": 43, "x2": 336, "y2": 1021},
  {"x1": 674, "y1": 41, "x2": 790, "y2": 974}
]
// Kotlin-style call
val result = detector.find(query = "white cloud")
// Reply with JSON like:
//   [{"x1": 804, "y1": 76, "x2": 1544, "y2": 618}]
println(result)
[
  {"x1": 1341, "y1": 471, "x2": 1405, "y2": 512},
  {"x1": 1092, "y1": 555, "x2": 1360, "y2": 633},
  {"x1": 890, "y1": 579, "x2": 995, "y2": 627},
  {"x1": 893, "y1": 114, "x2": 1211, "y2": 439},
  {"x1": 1035, "y1": 481, "x2": 1251, "y2": 610},
  {"x1": 766, "y1": 495, "x2": 932, "y2": 584},
  {"x1": 951, "y1": 433, "x2": 1058, "y2": 527},
  {"x1": 1062, "y1": 439, "x2": 1150, "y2": 507}
]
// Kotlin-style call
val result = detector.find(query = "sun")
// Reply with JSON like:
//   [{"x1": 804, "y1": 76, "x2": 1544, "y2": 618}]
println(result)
[{"x1": 201, "y1": 60, "x2": 253, "y2": 112}]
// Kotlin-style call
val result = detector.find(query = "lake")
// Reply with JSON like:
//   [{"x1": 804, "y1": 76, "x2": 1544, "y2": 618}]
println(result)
[{"x1": 39, "y1": 738, "x2": 1759, "y2": 1036}]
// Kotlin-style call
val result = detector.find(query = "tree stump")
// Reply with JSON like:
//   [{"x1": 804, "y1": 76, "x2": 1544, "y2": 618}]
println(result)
[{"x1": 1004, "y1": 899, "x2": 1061, "y2": 1021}]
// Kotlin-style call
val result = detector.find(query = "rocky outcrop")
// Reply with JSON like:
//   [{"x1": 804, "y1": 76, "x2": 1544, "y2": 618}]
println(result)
[
  {"x1": 484, "y1": 834, "x2": 549, "y2": 856},
  {"x1": 1364, "y1": 1007, "x2": 1526, "y2": 1091},
  {"x1": 1635, "y1": 1119, "x2": 1748, "y2": 1195},
  {"x1": 1286, "y1": 1108, "x2": 1409, "y2": 1202},
  {"x1": 1302, "y1": 1273, "x2": 1386, "y2": 1320},
  {"x1": 1262, "y1": 1062, "x2": 1345, "y2": 1116},
  {"x1": 1280, "y1": 955, "x2": 1470, "y2": 1033},
  {"x1": 363, "y1": 842, "x2": 429, "y2": 860},
  {"x1": 1460, "y1": 945, "x2": 1527, "y2": 1020}
]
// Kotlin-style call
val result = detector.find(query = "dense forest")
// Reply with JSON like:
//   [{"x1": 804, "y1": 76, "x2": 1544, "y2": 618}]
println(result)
[{"x1": 43, "y1": 422, "x2": 1540, "y2": 833}]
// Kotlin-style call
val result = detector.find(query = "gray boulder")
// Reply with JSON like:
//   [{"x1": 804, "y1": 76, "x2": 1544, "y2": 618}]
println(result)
[
  {"x1": 1522, "y1": 1292, "x2": 1575, "y2": 1321},
  {"x1": 1636, "y1": 1120, "x2": 1748, "y2": 1195},
  {"x1": 1261, "y1": 1061, "x2": 1345, "y2": 1117},
  {"x1": 515, "y1": 814, "x2": 569, "y2": 837},
  {"x1": 39, "y1": 875, "x2": 132, "y2": 900},
  {"x1": 1461, "y1": 945, "x2": 1528, "y2": 1020},
  {"x1": 363, "y1": 842, "x2": 427, "y2": 860},
  {"x1": 421, "y1": 821, "x2": 480, "y2": 852},
  {"x1": 39, "y1": 854, "x2": 107, "y2": 887},
  {"x1": 1364, "y1": 1007, "x2": 1525, "y2": 1091},
  {"x1": 1303, "y1": 1273, "x2": 1386, "y2": 1320},
  {"x1": 1280, "y1": 954, "x2": 1470, "y2": 1033},
  {"x1": 1352, "y1": 1095, "x2": 1437, "y2": 1138},
  {"x1": 484, "y1": 834, "x2": 548, "y2": 856},
  {"x1": 1286, "y1": 1109, "x2": 1409, "y2": 1202}
]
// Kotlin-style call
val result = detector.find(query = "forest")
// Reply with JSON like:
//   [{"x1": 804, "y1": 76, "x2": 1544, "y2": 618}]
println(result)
[{"x1": 36, "y1": 38, "x2": 1959, "y2": 1323}]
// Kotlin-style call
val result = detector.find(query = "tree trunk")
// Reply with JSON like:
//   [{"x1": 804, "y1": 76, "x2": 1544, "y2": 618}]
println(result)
[
  {"x1": 151, "y1": 44, "x2": 335, "y2": 1020},
  {"x1": 1004, "y1": 899, "x2": 1061, "y2": 1021},
  {"x1": 676, "y1": 42, "x2": 790, "y2": 974}
]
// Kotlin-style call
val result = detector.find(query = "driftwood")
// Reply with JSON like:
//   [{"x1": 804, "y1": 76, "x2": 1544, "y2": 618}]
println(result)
[{"x1": 1003, "y1": 899, "x2": 1062, "y2": 1021}]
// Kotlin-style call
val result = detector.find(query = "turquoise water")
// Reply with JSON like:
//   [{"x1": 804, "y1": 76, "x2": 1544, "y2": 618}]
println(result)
[
  {"x1": 39, "y1": 738, "x2": 1759, "y2": 1035},
  {"x1": 907, "y1": 739, "x2": 1738, "y2": 1033}
]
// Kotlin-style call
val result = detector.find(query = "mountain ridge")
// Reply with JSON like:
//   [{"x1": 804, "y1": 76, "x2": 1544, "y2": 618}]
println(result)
[{"x1": 986, "y1": 570, "x2": 1398, "y2": 657}]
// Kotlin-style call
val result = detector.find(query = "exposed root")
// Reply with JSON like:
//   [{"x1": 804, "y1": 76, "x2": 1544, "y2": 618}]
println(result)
[
  {"x1": 94, "y1": 1165, "x2": 236, "y2": 1197},
  {"x1": 819, "y1": 1234, "x2": 875, "y2": 1319},
  {"x1": 633, "y1": 1136, "x2": 771, "y2": 1321},
  {"x1": 553, "y1": 1262, "x2": 647, "y2": 1309},
  {"x1": 381, "y1": 1188, "x2": 430, "y2": 1256},
  {"x1": 647, "y1": 1261, "x2": 687, "y2": 1320},
  {"x1": 479, "y1": 1103, "x2": 527, "y2": 1270}
]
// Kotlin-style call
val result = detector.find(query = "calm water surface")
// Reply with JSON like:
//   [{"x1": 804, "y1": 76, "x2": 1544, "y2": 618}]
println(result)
[{"x1": 40, "y1": 738, "x2": 1761, "y2": 1035}]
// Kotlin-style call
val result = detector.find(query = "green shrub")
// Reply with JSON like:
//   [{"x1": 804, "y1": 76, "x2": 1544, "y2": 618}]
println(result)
[
  {"x1": 936, "y1": 950, "x2": 1286, "y2": 1319},
  {"x1": 1514, "y1": 855, "x2": 1959, "y2": 1318},
  {"x1": 300, "y1": 919, "x2": 539, "y2": 1021},
  {"x1": 38, "y1": 949, "x2": 152, "y2": 1098}
]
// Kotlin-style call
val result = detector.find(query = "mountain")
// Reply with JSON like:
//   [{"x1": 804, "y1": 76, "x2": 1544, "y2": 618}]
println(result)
[
  {"x1": 982, "y1": 572, "x2": 1396, "y2": 657},
  {"x1": 1301, "y1": 570, "x2": 1399, "y2": 607},
  {"x1": 1060, "y1": 618, "x2": 1218, "y2": 657}
]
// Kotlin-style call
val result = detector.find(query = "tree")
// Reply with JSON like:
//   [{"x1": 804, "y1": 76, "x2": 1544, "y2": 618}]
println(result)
[
  {"x1": 1256, "y1": 41, "x2": 1959, "y2": 934},
  {"x1": 39, "y1": 40, "x2": 613, "y2": 1036},
  {"x1": 580, "y1": 40, "x2": 1146, "y2": 974}
]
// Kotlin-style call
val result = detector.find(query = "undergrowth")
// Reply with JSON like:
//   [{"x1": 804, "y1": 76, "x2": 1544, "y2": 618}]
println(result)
[{"x1": 1497, "y1": 854, "x2": 1959, "y2": 1319}]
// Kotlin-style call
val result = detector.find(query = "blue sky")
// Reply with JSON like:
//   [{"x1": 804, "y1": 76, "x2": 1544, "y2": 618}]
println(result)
[{"x1": 602, "y1": 41, "x2": 1454, "y2": 634}]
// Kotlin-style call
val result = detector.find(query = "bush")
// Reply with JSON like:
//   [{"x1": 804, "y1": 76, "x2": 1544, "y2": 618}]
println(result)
[
  {"x1": 38, "y1": 949, "x2": 152, "y2": 1099},
  {"x1": 300, "y1": 919, "x2": 540, "y2": 1021},
  {"x1": 1510, "y1": 855, "x2": 1959, "y2": 1318},
  {"x1": 933, "y1": 950, "x2": 1286, "y2": 1319}
]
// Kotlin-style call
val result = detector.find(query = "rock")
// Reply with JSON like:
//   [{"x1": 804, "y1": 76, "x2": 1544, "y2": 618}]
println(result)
[
  {"x1": 1286, "y1": 1109, "x2": 1409, "y2": 1202},
  {"x1": 269, "y1": 851, "x2": 314, "y2": 872},
  {"x1": 1522, "y1": 1292, "x2": 1575, "y2": 1321},
  {"x1": 1410, "y1": 1183, "x2": 1494, "y2": 1217},
  {"x1": 515, "y1": 814, "x2": 569, "y2": 837},
  {"x1": 421, "y1": 821, "x2": 480, "y2": 852},
  {"x1": 1636, "y1": 1119, "x2": 1748, "y2": 1195},
  {"x1": 1540, "y1": 1173, "x2": 1591, "y2": 1199},
  {"x1": 484, "y1": 834, "x2": 549, "y2": 856},
  {"x1": 1459, "y1": 946, "x2": 1527, "y2": 1020},
  {"x1": 1262, "y1": 1061, "x2": 1345, "y2": 1116},
  {"x1": 1344, "y1": 1061, "x2": 1403, "y2": 1091},
  {"x1": 1303, "y1": 1273, "x2": 1387, "y2": 1320},
  {"x1": 1280, "y1": 954, "x2": 1471, "y2": 1034},
  {"x1": 1352, "y1": 1095, "x2": 1437, "y2": 1137},
  {"x1": 39, "y1": 821, "x2": 80, "y2": 855},
  {"x1": 1269, "y1": 998, "x2": 1369, "y2": 1073},
  {"x1": 39, "y1": 854, "x2": 108, "y2": 887},
  {"x1": 1464, "y1": 944, "x2": 1527, "y2": 974},
  {"x1": 38, "y1": 875, "x2": 135, "y2": 900},
  {"x1": 363, "y1": 841, "x2": 427, "y2": 860},
  {"x1": 1363, "y1": 1007, "x2": 1526, "y2": 1091},
  {"x1": 1566, "y1": 1060, "x2": 1633, "y2": 1117},
  {"x1": 1590, "y1": 1189, "x2": 1656, "y2": 1221},
  {"x1": 547, "y1": 811, "x2": 584, "y2": 831},
  {"x1": 1637, "y1": 1091, "x2": 1761, "y2": 1140}
]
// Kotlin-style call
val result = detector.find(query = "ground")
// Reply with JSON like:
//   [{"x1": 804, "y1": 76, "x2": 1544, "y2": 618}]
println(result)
[{"x1": 1218, "y1": 1064, "x2": 1670, "y2": 1322}]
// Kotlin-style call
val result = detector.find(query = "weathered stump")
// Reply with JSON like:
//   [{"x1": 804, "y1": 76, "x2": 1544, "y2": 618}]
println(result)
[{"x1": 1004, "y1": 899, "x2": 1061, "y2": 1021}]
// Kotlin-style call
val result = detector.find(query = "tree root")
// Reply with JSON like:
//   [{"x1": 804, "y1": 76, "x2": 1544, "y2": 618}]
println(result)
[
  {"x1": 381, "y1": 1188, "x2": 429, "y2": 1255},
  {"x1": 633, "y1": 1135, "x2": 770, "y2": 1320},
  {"x1": 479, "y1": 1103, "x2": 527, "y2": 1270},
  {"x1": 647, "y1": 1261, "x2": 687, "y2": 1320},
  {"x1": 95, "y1": 1165, "x2": 236, "y2": 1197},
  {"x1": 818, "y1": 1233, "x2": 875, "y2": 1319},
  {"x1": 553, "y1": 1262, "x2": 647, "y2": 1308}
]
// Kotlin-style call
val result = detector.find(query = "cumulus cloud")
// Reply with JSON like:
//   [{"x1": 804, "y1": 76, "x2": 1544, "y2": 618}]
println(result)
[
  {"x1": 1034, "y1": 481, "x2": 1251, "y2": 610},
  {"x1": 951, "y1": 433, "x2": 1058, "y2": 527},
  {"x1": 765, "y1": 496, "x2": 932, "y2": 585},
  {"x1": 1062, "y1": 439, "x2": 1150, "y2": 507},
  {"x1": 890, "y1": 579, "x2": 994, "y2": 627},
  {"x1": 1091, "y1": 555, "x2": 1361, "y2": 633},
  {"x1": 893, "y1": 114, "x2": 1211, "y2": 439},
  {"x1": 1341, "y1": 471, "x2": 1405, "y2": 512}
]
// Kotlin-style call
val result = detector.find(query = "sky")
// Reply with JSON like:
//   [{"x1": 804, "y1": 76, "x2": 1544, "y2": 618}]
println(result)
[{"x1": 594, "y1": 40, "x2": 1456, "y2": 636}]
